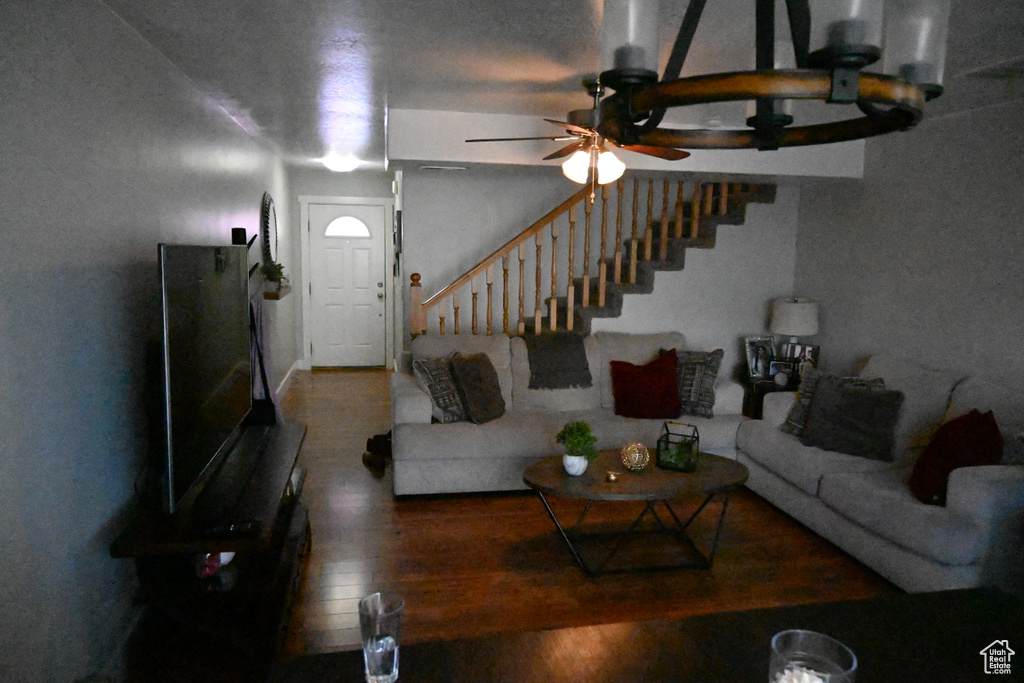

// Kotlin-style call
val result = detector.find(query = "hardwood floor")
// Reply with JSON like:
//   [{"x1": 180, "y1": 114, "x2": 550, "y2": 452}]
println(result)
[{"x1": 124, "y1": 367, "x2": 897, "y2": 681}]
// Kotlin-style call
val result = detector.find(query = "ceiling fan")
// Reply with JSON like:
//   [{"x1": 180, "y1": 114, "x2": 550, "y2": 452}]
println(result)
[{"x1": 465, "y1": 77, "x2": 690, "y2": 185}]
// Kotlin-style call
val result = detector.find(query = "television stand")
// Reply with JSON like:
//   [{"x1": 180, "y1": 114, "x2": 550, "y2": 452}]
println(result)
[{"x1": 110, "y1": 422, "x2": 309, "y2": 657}]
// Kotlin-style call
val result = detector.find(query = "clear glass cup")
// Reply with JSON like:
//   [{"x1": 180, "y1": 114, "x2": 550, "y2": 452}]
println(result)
[
  {"x1": 770, "y1": 629, "x2": 857, "y2": 683},
  {"x1": 359, "y1": 592, "x2": 404, "y2": 683}
]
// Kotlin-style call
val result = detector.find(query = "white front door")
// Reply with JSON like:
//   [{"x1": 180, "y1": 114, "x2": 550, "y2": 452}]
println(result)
[{"x1": 308, "y1": 202, "x2": 389, "y2": 366}]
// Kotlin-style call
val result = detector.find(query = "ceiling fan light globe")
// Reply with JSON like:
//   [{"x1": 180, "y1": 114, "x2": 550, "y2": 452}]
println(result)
[
  {"x1": 561, "y1": 150, "x2": 592, "y2": 184},
  {"x1": 596, "y1": 149, "x2": 625, "y2": 184}
]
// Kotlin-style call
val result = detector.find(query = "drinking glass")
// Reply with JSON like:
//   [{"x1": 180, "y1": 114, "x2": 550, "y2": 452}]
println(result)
[
  {"x1": 770, "y1": 629, "x2": 857, "y2": 683},
  {"x1": 359, "y1": 592, "x2": 404, "y2": 683}
]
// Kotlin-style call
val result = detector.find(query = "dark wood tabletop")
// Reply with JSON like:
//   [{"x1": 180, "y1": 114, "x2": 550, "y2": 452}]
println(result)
[
  {"x1": 523, "y1": 449, "x2": 748, "y2": 502},
  {"x1": 271, "y1": 587, "x2": 1024, "y2": 683}
]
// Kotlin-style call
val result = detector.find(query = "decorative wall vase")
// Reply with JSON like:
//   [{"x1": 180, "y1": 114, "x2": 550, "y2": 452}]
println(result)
[{"x1": 563, "y1": 454, "x2": 589, "y2": 476}]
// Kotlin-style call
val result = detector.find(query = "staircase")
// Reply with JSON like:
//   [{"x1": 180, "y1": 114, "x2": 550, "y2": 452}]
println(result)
[{"x1": 409, "y1": 175, "x2": 776, "y2": 337}]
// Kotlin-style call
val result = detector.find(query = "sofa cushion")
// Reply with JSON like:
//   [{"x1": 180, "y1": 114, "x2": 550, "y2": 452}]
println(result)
[
  {"x1": 947, "y1": 376, "x2": 1024, "y2": 465},
  {"x1": 610, "y1": 348, "x2": 682, "y2": 419},
  {"x1": 450, "y1": 353, "x2": 506, "y2": 424},
  {"x1": 594, "y1": 331, "x2": 686, "y2": 409},
  {"x1": 677, "y1": 349, "x2": 724, "y2": 418},
  {"x1": 908, "y1": 410, "x2": 1003, "y2": 505},
  {"x1": 509, "y1": 336, "x2": 603, "y2": 412},
  {"x1": 819, "y1": 468, "x2": 986, "y2": 565},
  {"x1": 858, "y1": 354, "x2": 964, "y2": 466},
  {"x1": 737, "y1": 416, "x2": 896, "y2": 496},
  {"x1": 412, "y1": 334, "x2": 513, "y2": 406},
  {"x1": 412, "y1": 353, "x2": 466, "y2": 423},
  {"x1": 799, "y1": 375, "x2": 905, "y2": 461}
]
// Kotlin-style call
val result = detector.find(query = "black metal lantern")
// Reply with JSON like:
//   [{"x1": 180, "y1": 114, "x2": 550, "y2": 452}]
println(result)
[{"x1": 656, "y1": 422, "x2": 700, "y2": 472}]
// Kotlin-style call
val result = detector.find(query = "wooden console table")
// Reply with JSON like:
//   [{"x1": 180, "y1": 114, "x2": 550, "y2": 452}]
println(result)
[{"x1": 111, "y1": 422, "x2": 309, "y2": 657}]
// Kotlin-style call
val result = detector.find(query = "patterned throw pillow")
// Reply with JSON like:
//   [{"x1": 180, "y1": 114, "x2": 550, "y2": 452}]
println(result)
[
  {"x1": 676, "y1": 349, "x2": 724, "y2": 418},
  {"x1": 780, "y1": 366, "x2": 823, "y2": 436},
  {"x1": 412, "y1": 353, "x2": 466, "y2": 423}
]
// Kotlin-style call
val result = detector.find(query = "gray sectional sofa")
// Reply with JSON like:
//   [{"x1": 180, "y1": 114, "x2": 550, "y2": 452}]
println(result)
[
  {"x1": 737, "y1": 353, "x2": 1024, "y2": 594},
  {"x1": 391, "y1": 336, "x2": 1024, "y2": 595},
  {"x1": 390, "y1": 331, "x2": 746, "y2": 496}
]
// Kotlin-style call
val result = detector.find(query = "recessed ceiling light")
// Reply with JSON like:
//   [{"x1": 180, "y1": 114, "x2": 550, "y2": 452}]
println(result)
[{"x1": 321, "y1": 153, "x2": 361, "y2": 172}]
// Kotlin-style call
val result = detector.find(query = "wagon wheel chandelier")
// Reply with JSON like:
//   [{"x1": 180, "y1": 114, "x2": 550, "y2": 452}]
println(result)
[{"x1": 594, "y1": 0, "x2": 950, "y2": 154}]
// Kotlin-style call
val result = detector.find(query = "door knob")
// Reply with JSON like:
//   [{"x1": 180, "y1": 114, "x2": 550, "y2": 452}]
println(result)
[{"x1": 377, "y1": 292, "x2": 384, "y2": 299}]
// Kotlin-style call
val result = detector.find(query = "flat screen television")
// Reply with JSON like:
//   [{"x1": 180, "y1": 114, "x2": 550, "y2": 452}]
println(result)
[{"x1": 159, "y1": 244, "x2": 252, "y2": 514}]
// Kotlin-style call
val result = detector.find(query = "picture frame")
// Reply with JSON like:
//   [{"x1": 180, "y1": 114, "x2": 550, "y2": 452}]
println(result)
[
  {"x1": 769, "y1": 360, "x2": 798, "y2": 385},
  {"x1": 744, "y1": 335, "x2": 775, "y2": 380},
  {"x1": 783, "y1": 343, "x2": 820, "y2": 367}
]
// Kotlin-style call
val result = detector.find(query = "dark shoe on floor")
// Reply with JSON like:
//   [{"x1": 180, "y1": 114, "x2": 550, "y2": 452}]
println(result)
[{"x1": 362, "y1": 450, "x2": 388, "y2": 478}]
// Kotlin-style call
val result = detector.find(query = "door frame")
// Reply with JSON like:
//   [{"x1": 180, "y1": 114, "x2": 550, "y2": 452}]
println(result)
[{"x1": 298, "y1": 195, "x2": 396, "y2": 369}]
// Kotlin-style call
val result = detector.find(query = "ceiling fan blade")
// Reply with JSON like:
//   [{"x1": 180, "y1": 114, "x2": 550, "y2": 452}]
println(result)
[
  {"x1": 465, "y1": 135, "x2": 578, "y2": 143},
  {"x1": 613, "y1": 143, "x2": 691, "y2": 161},
  {"x1": 542, "y1": 140, "x2": 587, "y2": 161},
  {"x1": 543, "y1": 119, "x2": 595, "y2": 136}
]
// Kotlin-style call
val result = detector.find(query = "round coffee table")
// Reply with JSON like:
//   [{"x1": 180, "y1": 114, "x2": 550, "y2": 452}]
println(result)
[{"x1": 523, "y1": 449, "x2": 748, "y2": 575}]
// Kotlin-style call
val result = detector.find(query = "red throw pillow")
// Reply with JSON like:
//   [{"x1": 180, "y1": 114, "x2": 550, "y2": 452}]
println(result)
[
  {"x1": 908, "y1": 409, "x2": 1003, "y2": 505},
  {"x1": 610, "y1": 348, "x2": 682, "y2": 419}
]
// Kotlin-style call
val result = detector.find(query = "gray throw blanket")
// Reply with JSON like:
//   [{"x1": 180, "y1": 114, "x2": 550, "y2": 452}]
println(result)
[{"x1": 525, "y1": 332, "x2": 593, "y2": 389}]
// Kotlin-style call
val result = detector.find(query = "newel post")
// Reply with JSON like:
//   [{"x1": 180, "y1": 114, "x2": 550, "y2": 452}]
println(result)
[{"x1": 409, "y1": 273, "x2": 426, "y2": 336}]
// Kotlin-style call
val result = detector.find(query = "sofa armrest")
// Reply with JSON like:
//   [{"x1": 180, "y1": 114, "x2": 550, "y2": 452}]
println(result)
[
  {"x1": 391, "y1": 371, "x2": 433, "y2": 425},
  {"x1": 947, "y1": 465, "x2": 1024, "y2": 525},
  {"x1": 762, "y1": 391, "x2": 797, "y2": 427}
]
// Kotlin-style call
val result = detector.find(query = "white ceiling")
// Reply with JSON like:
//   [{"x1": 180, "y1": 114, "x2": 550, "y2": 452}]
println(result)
[{"x1": 103, "y1": 0, "x2": 1024, "y2": 173}]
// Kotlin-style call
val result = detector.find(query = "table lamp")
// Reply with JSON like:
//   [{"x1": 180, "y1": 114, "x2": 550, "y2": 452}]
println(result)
[{"x1": 771, "y1": 298, "x2": 819, "y2": 359}]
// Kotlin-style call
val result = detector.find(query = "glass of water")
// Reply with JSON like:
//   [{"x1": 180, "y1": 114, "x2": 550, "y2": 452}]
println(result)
[
  {"x1": 359, "y1": 592, "x2": 404, "y2": 683},
  {"x1": 770, "y1": 629, "x2": 857, "y2": 683}
]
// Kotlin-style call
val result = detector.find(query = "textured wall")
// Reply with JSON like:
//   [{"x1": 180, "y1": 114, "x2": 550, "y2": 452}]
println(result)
[
  {"x1": 793, "y1": 3, "x2": 1024, "y2": 381},
  {"x1": 0, "y1": 1, "x2": 292, "y2": 679}
]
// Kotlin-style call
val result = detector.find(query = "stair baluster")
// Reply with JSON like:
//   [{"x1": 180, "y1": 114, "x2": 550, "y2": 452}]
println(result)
[
  {"x1": 598, "y1": 185, "x2": 608, "y2": 307},
  {"x1": 630, "y1": 178, "x2": 639, "y2": 283},
  {"x1": 582, "y1": 199, "x2": 592, "y2": 308},
  {"x1": 614, "y1": 178, "x2": 624, "y2": 284},
  {"x1": 644, "y1": 180, "x2": 654, "y2": 261},
  {"x1": 567, "y1": 205, "x2": 576, "y2": 331},
  {"x1": 549, "y1": 221, "x2": 558, "y2": 332},
  {"x1": 659, "y1": 179, "x2": 670, "y2": 261}
]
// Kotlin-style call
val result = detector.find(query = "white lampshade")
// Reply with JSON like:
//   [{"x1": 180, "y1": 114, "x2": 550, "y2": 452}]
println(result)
[
  {"x1": 596, "y1": 149, "x2": 625, "y2": 184},
  {"x1": 771, "y1": 298, "x2": 819, "y2": 338},
  {"x1": 561, "y1": 149, "x2": 592, "y2": 184}
]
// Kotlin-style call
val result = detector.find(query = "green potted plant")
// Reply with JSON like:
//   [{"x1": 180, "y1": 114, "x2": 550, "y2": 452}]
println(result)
[{"x1": 556, "y1": 421, "x2": 599, "y2": 476}]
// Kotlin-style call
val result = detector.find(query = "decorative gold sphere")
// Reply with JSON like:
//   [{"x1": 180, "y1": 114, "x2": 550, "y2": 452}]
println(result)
[{"x1": 620, "y1": 442, "x2": 650, "y2": 471}]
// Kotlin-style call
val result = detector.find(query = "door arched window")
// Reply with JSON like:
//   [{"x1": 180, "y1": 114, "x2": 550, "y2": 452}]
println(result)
[{"x1": 324, "y1": 215, "x2": 371, "y2": 238}]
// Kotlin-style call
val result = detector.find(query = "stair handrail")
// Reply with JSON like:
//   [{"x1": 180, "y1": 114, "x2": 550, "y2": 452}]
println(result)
[{"x1": 420, "y1": 184, "x2": 595, "y2": 312}]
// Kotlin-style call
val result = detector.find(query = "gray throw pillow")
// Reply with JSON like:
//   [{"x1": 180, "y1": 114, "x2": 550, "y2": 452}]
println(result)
[
  {"x1": 799, "y1": 374, "x2": 905, "y2": 461},
  {"x1": 780, "y1": 368, "x2": 882, "y2": 436},
  {"x1": 677, "y1": 349, "x2": 724, "y2": 418},
  {"x1": 450, "y1": 353, "x2": 506, "y2": 424},
  {"x1": 412, "y1": 353, "x2": 466, "y2": 423}
]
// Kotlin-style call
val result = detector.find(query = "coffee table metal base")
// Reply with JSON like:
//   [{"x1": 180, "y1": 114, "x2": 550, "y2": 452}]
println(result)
[{"x1": 536, "y1": 489, "x2": 732, "y2": 576}]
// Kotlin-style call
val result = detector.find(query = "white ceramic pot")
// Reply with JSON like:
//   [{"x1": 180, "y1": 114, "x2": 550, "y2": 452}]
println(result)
[{"x1": 562, "y1": 454, "x2": 589, "y2": 476}]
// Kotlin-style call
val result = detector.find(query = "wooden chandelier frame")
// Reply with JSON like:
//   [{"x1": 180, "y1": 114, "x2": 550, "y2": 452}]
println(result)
[
  {"x1": 595, "y1": 0, "x2": 936, "y2": 154},
  {"x1": 598, "y1": 69, "x2": 927, "y2": 151}
]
